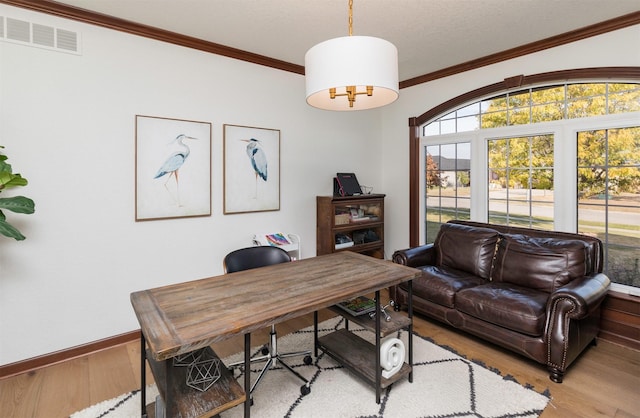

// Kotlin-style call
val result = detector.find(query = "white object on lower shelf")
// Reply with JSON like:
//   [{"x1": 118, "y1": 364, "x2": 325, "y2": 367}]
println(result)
[{"x1": 380, "y1": 337, "x2": 405, "y2": 379}]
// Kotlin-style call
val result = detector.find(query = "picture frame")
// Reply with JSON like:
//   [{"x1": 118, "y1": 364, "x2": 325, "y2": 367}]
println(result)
[
  {"x1": 135, "y1": 115, "x2": 212, "y2": 221},
  {"x1": 223, "y1": 124, "x2": 280, "y2": 214}
]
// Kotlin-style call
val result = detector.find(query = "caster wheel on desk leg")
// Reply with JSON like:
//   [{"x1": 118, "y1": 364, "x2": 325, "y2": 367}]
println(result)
[{"x1": 303, "y1": 355, "x2": 313, "y2": 365}]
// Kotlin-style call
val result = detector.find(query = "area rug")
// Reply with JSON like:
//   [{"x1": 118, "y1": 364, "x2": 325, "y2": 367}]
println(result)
[{"x1": 71, "y1": 317, "x2": 550, "y2": 418}]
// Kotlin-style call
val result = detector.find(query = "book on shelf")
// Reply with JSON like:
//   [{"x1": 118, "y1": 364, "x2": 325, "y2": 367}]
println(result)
[
  {"x1": 335, "y1": 296, "x2": 376, "y2": 316},
  {"x1": 254, "y1": 232, "x2": 292, "y2": 246},
  {"x1": 335, "y1": 233, "x2": 353, "y2": 249},
  {"x1": 265, "y1": 233, "x2": 291, "y2": 246}
]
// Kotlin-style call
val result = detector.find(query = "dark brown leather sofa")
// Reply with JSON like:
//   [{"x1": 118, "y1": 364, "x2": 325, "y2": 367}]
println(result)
[{"x1": 391, "y1": 220, "x2": 611, "y2": 383}]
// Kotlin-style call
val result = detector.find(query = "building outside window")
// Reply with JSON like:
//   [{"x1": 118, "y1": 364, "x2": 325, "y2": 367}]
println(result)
[{"x1": 425, "y1": 142, "x2": 470, "y2": 242}]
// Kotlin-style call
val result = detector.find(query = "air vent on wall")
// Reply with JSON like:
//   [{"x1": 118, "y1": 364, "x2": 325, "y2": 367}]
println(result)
[
  {"x1": 33, "y1": 23, "x2": 55, "y2": 48},
  {"x1": 0, "y1": 16, "x2": 81, "y2": 54}
]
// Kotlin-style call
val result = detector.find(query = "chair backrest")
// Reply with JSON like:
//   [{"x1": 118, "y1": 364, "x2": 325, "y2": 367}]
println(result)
[{"x1": 223, "y1": 246, "x2": 291, "y2": 273}]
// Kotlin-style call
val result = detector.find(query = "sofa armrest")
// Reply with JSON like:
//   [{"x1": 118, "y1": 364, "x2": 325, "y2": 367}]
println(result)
[
  {"x1": 548, "y1": 273, "x2": 611, "y2": 319},
  {"x1": 392, "y1": 244, "x2": 436, "y2": 268},
  {"x1": 545, "y1": 272, "x2": 610, "y2": 381}
]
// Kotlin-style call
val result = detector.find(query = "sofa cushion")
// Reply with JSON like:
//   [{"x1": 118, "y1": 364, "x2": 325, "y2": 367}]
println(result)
[
  {"x1": 491, "y1": 234, "x2": 588, "y2": 293},
  {"x1": 435, "y1": 223, "x2": 499, "y2": 279},
  {"x1": 402, "y1": 266, "x2": 486, "y2": 308},
  {"x1": 456, "y1": 282, "x2": 549, "y2": 337}
]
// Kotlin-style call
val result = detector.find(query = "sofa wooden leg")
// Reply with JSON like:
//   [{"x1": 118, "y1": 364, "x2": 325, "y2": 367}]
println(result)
[{"x1": 549, "y1": 367, "x2": 564, "y2": 383}]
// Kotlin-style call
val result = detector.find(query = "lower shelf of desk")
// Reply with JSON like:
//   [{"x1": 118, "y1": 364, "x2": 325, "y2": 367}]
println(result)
[
  {"x1": 329, "y1": 306, "x2": 411, "y2": 336},
  {"x1": 145, "y1": 347, "x2": 245, "y2": 418},
  {"x1": 318, "y1": 328, "x2": 412, "y2": 390}
]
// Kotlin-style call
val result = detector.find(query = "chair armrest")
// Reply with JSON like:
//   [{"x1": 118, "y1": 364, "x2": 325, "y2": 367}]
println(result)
[
  {"x1": 548, "y1": 273, "x2": 611, "y2": 319},
  {"x1": 392, "y1": 244, "x2": 436, "y2": 268}
]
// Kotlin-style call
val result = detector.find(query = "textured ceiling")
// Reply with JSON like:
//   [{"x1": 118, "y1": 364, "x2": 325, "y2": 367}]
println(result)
[{"x1": 40, "y1": 1, "x2": 640, "y2": 80}]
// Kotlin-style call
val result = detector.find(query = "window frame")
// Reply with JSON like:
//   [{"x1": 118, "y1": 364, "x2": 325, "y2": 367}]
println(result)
[
  {"x1": 409, "y1": 70, "x2": 640, "y2": 247},
  {"x1": 418, "y1": 102, "x2": 639, "y2": 295}
]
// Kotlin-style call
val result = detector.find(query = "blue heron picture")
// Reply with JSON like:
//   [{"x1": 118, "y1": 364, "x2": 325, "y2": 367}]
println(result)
[
  {"x1": 242, "y1": 138, "x2": 268, "y2": 198},
  {"x1": 224, "y1": 124, "x2": 280, "y2": 214},
  {"x1": 154, "y1": 134, "x2": 198, "y2": 206},
  {"x1": 135, "y1": 115, "x2": 211, "y2": 221}
]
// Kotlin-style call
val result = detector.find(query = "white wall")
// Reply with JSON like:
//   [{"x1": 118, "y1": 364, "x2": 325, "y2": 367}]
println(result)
[
  {"x1": 0, "y1": 5, "x2": 385, "y2": 365},
  {"x1": 1, "y1": 4, "x2": 638, "y2": 366},
  {"x1": 380, "y1": 25, "x2": 640, "y2": 257}
]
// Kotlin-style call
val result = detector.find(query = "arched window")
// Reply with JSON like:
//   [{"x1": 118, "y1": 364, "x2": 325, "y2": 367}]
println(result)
[
  {"x1": 424, "y1": 82, "x2": 639, "y2": 135},
  {"x1": 410, "y1": 68, "x2": 640, "y2": 293}
]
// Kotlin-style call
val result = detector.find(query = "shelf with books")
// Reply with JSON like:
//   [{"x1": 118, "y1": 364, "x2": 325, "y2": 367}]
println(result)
[
  {"x1": 317, "y1": 194, "x2": 385, "y2": 259},
  {"x1": 317, "y1": 288, "x2": 414, "y2": 404}
]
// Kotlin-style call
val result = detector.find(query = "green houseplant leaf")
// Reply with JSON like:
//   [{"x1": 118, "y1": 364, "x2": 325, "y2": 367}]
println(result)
[
  {"x1": 0, "y1": 196, "x2": 35, "y2": 214},
  {"x1": 0, "y1": 217, "x2": 27, "y2": 240},
  {"x1": 0, "y1": 146, "x2": 35, "y2": 240},
  {"x1": 0, "y1": 171, "x2": 28, "y2": 188}
]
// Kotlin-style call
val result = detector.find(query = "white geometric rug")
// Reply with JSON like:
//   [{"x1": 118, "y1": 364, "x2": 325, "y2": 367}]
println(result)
[{"x1": 71, "y1": 317, "x2": 550, "y2": 418}]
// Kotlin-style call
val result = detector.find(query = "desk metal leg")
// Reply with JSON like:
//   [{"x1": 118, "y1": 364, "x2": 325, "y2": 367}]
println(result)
[
  {"x1": 164, "y1": 356, "x2": 175, "y2": 417},
  {"x1": 408, "y1": 280, "x2": 413, "y2": 383},
  {"x1": 140, "y1": 332, "x2": 147, "y2": 418},
  {"x1": 313, "y1": 311, "x2": 318, "y2": 358},
  {"x1": 244, "y1": 333, "x2": 251, "y2": 418},
  {"x1": 375, "y1": 290, "x2": 381, "y2": 404}
]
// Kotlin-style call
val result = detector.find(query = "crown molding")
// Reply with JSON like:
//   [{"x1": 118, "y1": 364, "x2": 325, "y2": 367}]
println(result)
[
  {"x1": 400, "y1": 11, "x2": 640, "y2": 89},
  {"x1": 1, "y1": 2, "x2": 638, "y2": 88},
  {"x1": 0, "y1": 0, "x2": 305, "y2": 75}
]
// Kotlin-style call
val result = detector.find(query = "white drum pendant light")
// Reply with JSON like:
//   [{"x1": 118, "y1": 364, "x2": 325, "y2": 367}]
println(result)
[{"x1": 305, "y1": 0, "x2": 399, "y2": 111}]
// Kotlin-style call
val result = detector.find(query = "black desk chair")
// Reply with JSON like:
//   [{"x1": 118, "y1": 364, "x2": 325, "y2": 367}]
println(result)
[{"x1": 223, "y1": 246, "x2": 312, "y2": 399}]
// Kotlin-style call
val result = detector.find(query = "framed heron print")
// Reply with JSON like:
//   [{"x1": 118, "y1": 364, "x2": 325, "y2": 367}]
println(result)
[
  {"x1": 223, "y1": 124, "x2": 280, "y2": 214},
  {"x1": 135, "y1": 115, "x2": 212, "y2": 221}
]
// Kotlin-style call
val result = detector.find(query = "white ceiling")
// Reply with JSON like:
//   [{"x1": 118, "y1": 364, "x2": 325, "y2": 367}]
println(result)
[{"x1": 52, "y1": 0, "x2": 639, "y2": 81}]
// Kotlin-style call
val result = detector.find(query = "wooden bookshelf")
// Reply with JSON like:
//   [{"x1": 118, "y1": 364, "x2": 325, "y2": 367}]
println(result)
[{"x1": 316, "y1": 194, "x2": 385, "y2": 259}]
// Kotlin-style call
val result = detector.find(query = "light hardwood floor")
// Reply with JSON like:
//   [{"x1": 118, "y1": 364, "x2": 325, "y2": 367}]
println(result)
[{"x1": 1, "y1": 305, "x2": 638, "y2": 418}]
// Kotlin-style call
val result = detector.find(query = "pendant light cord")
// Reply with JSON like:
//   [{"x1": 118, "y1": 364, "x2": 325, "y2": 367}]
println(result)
[{"x1": 348, "y1": 0, "x2": 353, "y2": 36}]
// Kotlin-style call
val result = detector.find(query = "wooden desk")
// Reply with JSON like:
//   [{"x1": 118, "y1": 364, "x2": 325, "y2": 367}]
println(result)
[{"x1": 131, "y1": 251, "x2": 420, "y2": 417}]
